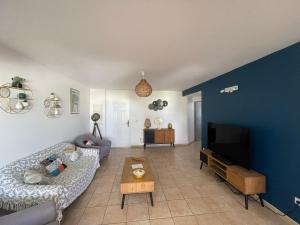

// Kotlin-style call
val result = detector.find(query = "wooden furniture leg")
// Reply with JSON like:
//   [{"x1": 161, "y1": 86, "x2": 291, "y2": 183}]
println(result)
[
  {"x1": 149, "y1": 192, "x2": 154, "y2": 206},
  {"x1": 200, "y1": 162, "x2": 204, "y2": 170},
  {"x1": 259, "y1": 194, "x2": 264, "y2": 207},
  {"x1": 245, "y1": 195, "x2": 249, "y2": 210},
  {"x1": 121, "y1": 194, "x2": 126, "y2": 209}
]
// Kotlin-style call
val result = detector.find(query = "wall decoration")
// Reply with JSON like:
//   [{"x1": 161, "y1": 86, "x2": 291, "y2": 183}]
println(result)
[
  {"x1": 44, "y1": 93, "x2": 62, "y2": 118},
  {"x1": 0, "y1": 77, "x2": 33, "y2": 114},
  {"x1": 154, "y1": 117, "x2": 163, "y2": 129},
  {"x1": 144, "y1": 118, "x2": 151, "y2": 128},
  {"x1": 148, "y1": 99, "x2": 168, "y2": 111},
  {"x1": 70, "y1": 88, "x2": 80, "y2": 114}
]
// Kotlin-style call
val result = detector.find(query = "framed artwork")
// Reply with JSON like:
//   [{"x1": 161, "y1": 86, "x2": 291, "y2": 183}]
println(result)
[{"x1": 70, "y1": 88, "x2": 80, "y2": 114}]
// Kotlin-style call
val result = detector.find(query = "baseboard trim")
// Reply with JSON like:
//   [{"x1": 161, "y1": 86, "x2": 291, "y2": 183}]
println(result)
[{"x1": 253, "y1": 195, "x2": 299, "y2": 225}]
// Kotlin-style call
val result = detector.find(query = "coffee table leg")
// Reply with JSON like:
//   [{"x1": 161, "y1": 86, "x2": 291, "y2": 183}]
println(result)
[
  {"x1": 149, "y1": 192, "x2": 154, "y2": 206},
  {"x1": 121, "y1": 194, "x2": 126, "y2": 209}
]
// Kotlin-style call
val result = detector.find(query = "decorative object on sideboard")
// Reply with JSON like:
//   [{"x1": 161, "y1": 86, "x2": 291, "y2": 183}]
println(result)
[
  {"x1": 148, "y1": 99, "x2": 168, "y2": 111},
  {"x1": 144, "y1": 118, "x2": 151, "y2": 128},
  {"x1": 0, "y1": 78, "x2": 33, "y2": 114},
  {"x1": 11, "y1": 76, "x2": 26, "y2": 88},
  {"x1": 91, "y1": 113, "x2": 103, "y2": 139},
  {"x1": 168, "y1": 123, "x2": 172, "y2": 129},
  {"x1": 70, "y1": 88, "x2": 80, "y2": 114},
  {"x1": 154, "y1": 117, "x2": 163, "y2": 129},
  {"x1": 220, "y1": 85, "x2": 239, "y2": 94},
  {"x1": 135, "y1": 71, "x2": 152, "y2": 97},
  {"x1": 44, "y1": 93, "x2": 62, "y2": 118}
]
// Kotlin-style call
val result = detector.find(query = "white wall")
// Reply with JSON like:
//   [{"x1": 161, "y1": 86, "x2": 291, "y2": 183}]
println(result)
[
  {"x1": 186, "y1": 93, "x2": 201, "y2": 143},
  {"x1": 130, "y1": 91, "x2": 188, "y2": 145},
  {"x1": 0, "y1": 44, "x2": 90, "y2": 168},
  {"x1": 90, "y1": 89, "x2": 189, "y2": 146}
]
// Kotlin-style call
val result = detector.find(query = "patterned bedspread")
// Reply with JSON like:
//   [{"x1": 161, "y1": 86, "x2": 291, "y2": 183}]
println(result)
[{"x1": 0, "y1": 143, "x2": 99, "y2": 221}]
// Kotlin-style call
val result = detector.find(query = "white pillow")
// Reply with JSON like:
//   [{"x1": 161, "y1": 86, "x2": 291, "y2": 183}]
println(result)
[
  {"x1": 24, "y1": 170, "x2": 49, "y2": 185},
  {"x1": 70, "y1": 151, "x2": 80, "y2": 162}
]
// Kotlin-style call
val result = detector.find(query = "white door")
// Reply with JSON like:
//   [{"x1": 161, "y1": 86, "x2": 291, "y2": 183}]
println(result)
[{"x1": 106, "y1": 90, "x2": 131, "y2": 147}]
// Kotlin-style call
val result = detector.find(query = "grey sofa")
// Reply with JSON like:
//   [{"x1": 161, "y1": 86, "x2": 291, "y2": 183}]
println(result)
[
  {"x1": 74, "y1": 134, "x2": 111, "y2": 160},
  {"x1": 0, "y1": 202, "x2": 58, "y2": 225}
]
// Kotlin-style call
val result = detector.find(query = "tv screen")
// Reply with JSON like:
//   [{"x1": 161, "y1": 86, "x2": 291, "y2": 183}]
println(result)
[{"x1": 208, "y1": 123, "x2": 250, "y2": 169}]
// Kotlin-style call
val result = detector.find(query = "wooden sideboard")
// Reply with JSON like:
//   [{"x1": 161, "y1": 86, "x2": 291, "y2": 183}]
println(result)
[
  {"x1": 200, "y1": 149, "x2": 266, "y2": 209},
  {"x1": 143, "y1": 128, "x2": 175, "y2": 149}
]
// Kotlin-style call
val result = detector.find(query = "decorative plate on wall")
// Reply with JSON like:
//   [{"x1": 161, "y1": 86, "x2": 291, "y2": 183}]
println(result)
[{"x1": 148, "y1": 99, "x2": 168, "y2": 111}]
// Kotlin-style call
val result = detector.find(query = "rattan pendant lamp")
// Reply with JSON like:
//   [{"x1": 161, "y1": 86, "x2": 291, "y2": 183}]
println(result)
[{"x1": 135, "y1": 71, "x2": 152, "y2": 97}]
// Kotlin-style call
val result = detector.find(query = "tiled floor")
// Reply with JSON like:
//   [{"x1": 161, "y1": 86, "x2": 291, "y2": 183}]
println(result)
[{"x1": 62, "y1": 143, "x2": 291, "y2": 225}]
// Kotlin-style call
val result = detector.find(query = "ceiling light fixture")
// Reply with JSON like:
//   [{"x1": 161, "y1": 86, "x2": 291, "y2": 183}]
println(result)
[{"x1": 135, "y1": 71, "x2": 152, "y2": 97}]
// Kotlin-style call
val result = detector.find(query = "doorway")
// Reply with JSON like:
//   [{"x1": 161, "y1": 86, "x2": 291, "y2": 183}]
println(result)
[{"x1": 106, "y1": 90, "x2": 131, "y2": 147}]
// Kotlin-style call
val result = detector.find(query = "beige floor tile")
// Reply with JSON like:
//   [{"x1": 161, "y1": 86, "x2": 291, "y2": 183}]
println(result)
[
  {"x1": 195, "y1": 213, "x2": 223, "y2": 225},
  {"x1": 103, "y1": 223, "x2": 126, "y2": 225},
  {"x1": 167, "y1": 200, "x2": 192, "y2": 217},
  {"x1": 173, "y1": 215, "x2": 198, "y2": 225},
  {"x1": 94, "y1": 183, "x2": 113, "y2": 193},
  {"x1": 77, "y1": 206, "x2": 106, "y2": 225},
  {"x1": 88, "y1": 192, "x2": 110, "y2": 207},
  {"x1": 147, "y1": 189, "x2": 166, "y2": 202},
  {"x1": 69, "y1": 192, "x2": 92, "y2": 209},
  {"x1": 186, "y1": 197, "x2": 212, "y2": 214},
  {"x1": 150, "y1": 218, "x2": 174, "y2": 225},
  {"x1": 163, "y1": 187, "x2": 184, "y2": 200},
  {"x1": 64, "y1": 144, "x2": 291, "y2": 225},
  {"x1": 178, "y1": 185, "x2": 201, "y2": 199},
  {"x1": 148, "y1": 201, "x2": 171, "y2": 219},
  {"x1": 62, "y1": 208, "x2": 84, "y2": 225},
  {"x1": 128, "y1": 193, "x2": 148, "y2": 204},
  {"x1": 127, "y1": 203, "x2": 149, "y2": 222},
  {"x1": 108, "y1": 191, "x2": 126, "y2": 205},
  {"x1": 103, "y1": 205, "x2": 127, "y2": 224},
  {"x1": 126, "y1": 220, "x2": 151, "y2": 225}
]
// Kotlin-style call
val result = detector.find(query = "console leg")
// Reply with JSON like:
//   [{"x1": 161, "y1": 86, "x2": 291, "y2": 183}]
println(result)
[
  {"x1": 144, "y1": 144, "x2": 146, "y2": 150},
  {"x1": 121, "y1": 194, "x2": 126, "y2": 209},
  {"x1": 259, "y1": 194, "x2": 264, "y2": 207},
  {"x1": 245, "y1": 195, "x2": 249, "y2": 210},
  {"x1": 200, "y1": 162, "x2": 204, "y2": 170},
  {"x1": 150, "y1": 192, "x2": 154, "y2": 206}
]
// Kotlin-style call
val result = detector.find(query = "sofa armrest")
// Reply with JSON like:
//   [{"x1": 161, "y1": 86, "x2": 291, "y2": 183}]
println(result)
[{"x1": 0, "y1": 201, "x2": 58, "y2": 225}]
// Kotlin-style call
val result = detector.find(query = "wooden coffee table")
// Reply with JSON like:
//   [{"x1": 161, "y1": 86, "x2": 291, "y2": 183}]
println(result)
[{"x1": 120, "y1": 157, "x2": 155, "y2": 209}]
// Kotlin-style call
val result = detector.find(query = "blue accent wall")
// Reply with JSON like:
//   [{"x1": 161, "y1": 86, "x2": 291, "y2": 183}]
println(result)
[{"x1": 183, "y1": 42, "x2": 300, "y2": 223}]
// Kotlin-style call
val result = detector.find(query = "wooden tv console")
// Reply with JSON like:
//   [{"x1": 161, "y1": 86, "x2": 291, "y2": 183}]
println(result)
[{"x1": 200, "y1": 149, "x2": 266, "y2": 209}]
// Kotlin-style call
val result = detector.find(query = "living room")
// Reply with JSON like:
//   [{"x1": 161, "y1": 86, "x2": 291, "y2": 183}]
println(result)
[{"x1": 0, "y1": 1, "x2": 299, "y2": 225}]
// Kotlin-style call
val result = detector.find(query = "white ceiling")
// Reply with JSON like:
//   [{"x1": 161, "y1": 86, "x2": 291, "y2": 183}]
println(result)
[{"x1": 0, "y1": 0, "x2": 299, "y2": 91}]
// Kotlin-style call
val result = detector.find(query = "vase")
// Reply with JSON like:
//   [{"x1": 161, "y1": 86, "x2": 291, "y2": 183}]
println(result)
[
  {"x1": 144, "y1": 118, "x2": 151, "y2": 128},
  {"x1": 168, "y1": 123, "x2": 172, "y2": 129}
]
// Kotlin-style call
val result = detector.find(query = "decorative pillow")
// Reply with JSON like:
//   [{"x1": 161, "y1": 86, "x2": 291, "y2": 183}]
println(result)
[
  {"x1": 70, "y1": 151, "x2": 80, "y2": 161},
  {"x1": 24, "y1": 169, "x2": 49, "y2": 185},
  {"x1": 84, "y1": 139, "x2": 95, "y2": 146},
  {"x1": 40, "y1": 154, "x2": 67, "y2": 176}
]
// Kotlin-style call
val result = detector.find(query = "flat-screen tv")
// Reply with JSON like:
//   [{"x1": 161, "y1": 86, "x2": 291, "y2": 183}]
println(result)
[{"x1": 207, "y1": 123, "x2": 250, "y2": 169}]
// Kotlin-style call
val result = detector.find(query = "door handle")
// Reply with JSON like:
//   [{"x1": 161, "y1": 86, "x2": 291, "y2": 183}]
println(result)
[{"x1": 126, "y1": 120, "x2": 130, "y2": 127}]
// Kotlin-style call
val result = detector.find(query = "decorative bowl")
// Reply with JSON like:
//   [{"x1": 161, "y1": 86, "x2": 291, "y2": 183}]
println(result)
[{"x1": 133, "y1": 169, "x2": 145, "y2": 179}]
